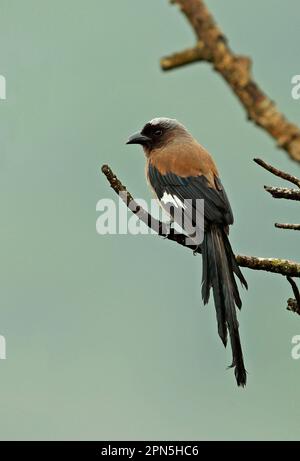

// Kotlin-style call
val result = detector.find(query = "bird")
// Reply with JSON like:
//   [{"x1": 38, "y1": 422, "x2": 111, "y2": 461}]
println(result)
[{"x1": 126, "y1": 117, "x2": 248, "y2": 387}]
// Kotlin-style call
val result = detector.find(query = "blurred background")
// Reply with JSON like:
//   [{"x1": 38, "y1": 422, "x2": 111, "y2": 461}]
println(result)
[{"x1": 0, "y1": 0, "x2": 300, "y2": 441}]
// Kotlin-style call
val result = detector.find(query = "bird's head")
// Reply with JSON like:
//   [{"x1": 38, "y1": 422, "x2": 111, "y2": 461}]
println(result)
[{"x1": 126, "y1": 117, "x2": 190, "y2": 155}]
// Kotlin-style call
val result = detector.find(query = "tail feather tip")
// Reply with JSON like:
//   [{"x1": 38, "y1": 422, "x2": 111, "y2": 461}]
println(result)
[{"x1": 235, "y1": 367, "x2": 247, "y2": 387}]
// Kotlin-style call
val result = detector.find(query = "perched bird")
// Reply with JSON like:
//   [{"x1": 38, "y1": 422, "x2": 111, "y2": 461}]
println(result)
[{"x1": 126, "y1": 117, "x2": 248, "y2": 387}]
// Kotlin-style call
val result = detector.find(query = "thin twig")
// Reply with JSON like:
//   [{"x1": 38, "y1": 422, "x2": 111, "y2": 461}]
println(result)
[
  {"x1": 101, "y1": 164, "x2": 300, "y2": 278},
  {"x1": 254, "y1": 158, "x2": 300, "y2": 188},
  {"x1": 275, "y1": 223, "x2": 300, "y2": 231},
  {"x1": 160, "y1": 42, "x2": 209, "y2": 70},
  {"x1": 264, "y1": 186, "x2": 300, "y2": 201},
  {"x1": 286, "y1": 277, "x2": 300, "y2": 315},
  {"x1": 287, "y1": 276, "x2": 300, "y2": 306},
  {"x1": 162, "y1": 0, "x2": 300, "y2": 162}
]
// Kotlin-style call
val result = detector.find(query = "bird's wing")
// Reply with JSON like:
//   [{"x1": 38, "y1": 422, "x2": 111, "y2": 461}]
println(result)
[{"x1": 148, "y1": 163, "x2": 234, "y2": 227}]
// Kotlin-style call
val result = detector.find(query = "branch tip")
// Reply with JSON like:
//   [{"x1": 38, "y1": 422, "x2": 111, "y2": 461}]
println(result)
[{"x1": 254, "y1": 158, "x2": 300, "y2": 187}]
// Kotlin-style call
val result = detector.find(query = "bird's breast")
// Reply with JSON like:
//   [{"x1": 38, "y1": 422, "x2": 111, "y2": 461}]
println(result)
[{"x1": 147, "y1": 140, "x2": 219, "y2": 188}]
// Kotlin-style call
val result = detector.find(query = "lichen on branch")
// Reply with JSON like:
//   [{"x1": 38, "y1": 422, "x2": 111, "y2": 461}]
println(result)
[{"x1": 101, "y1": 164, "x2": 300, "y2": 279}]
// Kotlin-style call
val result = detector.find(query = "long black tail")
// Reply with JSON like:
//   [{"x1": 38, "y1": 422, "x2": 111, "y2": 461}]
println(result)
[{"x1": 201, "y1": 224, "x2": 248, "y2": 387}]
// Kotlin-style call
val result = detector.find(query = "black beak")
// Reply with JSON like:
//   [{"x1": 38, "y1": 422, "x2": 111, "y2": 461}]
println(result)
[{"x1": 126, "y1": 132, "x2": 151, "y2": 146}]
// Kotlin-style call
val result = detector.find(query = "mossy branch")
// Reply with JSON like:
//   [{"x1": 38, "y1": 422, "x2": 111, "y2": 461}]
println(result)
[{"x1": 101, "y1": 164, "x2": 300, "y2": 279}]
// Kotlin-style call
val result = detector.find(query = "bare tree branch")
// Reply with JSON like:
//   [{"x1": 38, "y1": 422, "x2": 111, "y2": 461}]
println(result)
[
  {"x1": 160, "y1": 42, "x2": 209, "y2": 70},
  {"x1": 264, "y1": 186, "x2": 300, "y2": 201},
  {"x1": 162, "y1": 0, "x2": 300, "y2": 162},
  {"x1": 286, "y1": 277, "x2": 300, "y2": 315},
  {"x1": 253, "y1": 158, "x2": 300, "y2": 310},
  {"x1": 235, "y1": 256, "x2": 300, "y2": 278},
  {"x1": 101, "y1": 164, "x2": 300, "y2": 278},
  {"x1": 254, "y1": 158, "x2": 300, "y2": 188},
  {"x1": 275, "y1": 223, "x2": 300, "y2": 231},
  {"x1": 287, "y1": 277, "x2": 300, "y2": 305}
]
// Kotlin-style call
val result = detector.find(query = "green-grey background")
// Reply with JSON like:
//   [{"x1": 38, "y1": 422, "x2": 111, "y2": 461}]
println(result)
[{"x1": 0, "y1": 0, "x2": 299, "y2": 441}]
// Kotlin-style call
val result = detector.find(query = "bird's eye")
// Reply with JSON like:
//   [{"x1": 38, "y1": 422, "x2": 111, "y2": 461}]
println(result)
[{"x1": 154, "y1": 129, "x2": 162, "y2": 136}]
